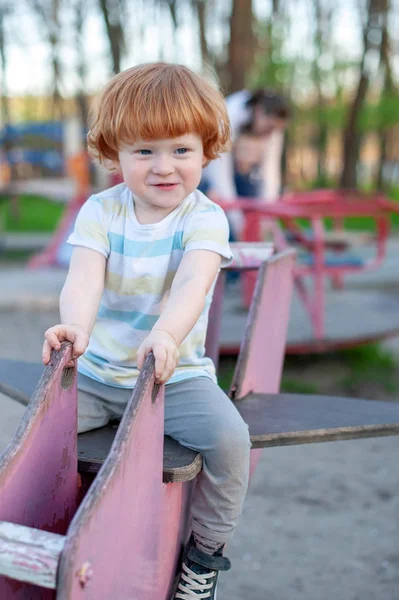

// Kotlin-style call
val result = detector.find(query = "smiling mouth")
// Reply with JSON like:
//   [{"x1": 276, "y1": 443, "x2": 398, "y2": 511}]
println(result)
[{"x1": 152, "y1": 183, "x2": 179, "y2": 190}]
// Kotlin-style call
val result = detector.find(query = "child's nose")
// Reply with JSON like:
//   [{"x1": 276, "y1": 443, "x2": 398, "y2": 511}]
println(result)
[{"x1": 152, "y1": 156, "x2": 174, "y2": 175}]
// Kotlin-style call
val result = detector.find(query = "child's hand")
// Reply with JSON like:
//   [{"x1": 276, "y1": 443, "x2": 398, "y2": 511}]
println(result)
[
  {"x1": 42, "y1": 324, "x2": 89, "y2": 368},
  {"x1": 136, "y1": 329, "x2": 179, "y2": 384}
]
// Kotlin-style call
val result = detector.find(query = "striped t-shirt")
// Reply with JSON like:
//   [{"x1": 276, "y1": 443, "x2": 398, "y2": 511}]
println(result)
[{"x1": 67, "y1": 183, "x2": 233, "y2": 388}]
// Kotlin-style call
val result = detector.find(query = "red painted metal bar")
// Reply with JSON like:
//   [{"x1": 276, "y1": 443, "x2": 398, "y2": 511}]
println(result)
[{"x1": 218, "y1": 196, "x2": 396, "y2": 219}]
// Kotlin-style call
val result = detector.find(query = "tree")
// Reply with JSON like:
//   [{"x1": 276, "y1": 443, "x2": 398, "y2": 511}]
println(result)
[
  {"x1": 193, "y1": 0, "x2": 211, "y2": 67},
  {"x1": 0, "y1": 2, "x2": 10, "y2": 129},
  {"x1": 29, "y1": 0, "x2": 63, "y2": 119},
  {"x1": 340, "y1": 0, "x2": 387, "y2": 189},
  {"x1": 376, "y1": 0, "x2": 395, "y2": 189},
  {"x1": 227, "y1": 0, "x2": 255, "y2": 92},
  {"x1": 311, "y1": 0, "x2": 334, "y2": 186},
  {"x1": 72, "y1": 0, "x2": 89, "y2": 127},
  {"x1": 98, "y1": 0, "x2": 126, "y2": 74}
]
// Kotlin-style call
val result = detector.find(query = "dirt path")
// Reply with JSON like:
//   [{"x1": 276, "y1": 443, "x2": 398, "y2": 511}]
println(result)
[{"x1": 0, "y1": 310, "x2": 398, "y2": 599}]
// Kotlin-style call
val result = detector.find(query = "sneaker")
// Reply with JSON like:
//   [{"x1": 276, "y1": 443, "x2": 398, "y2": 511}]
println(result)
[{"x1": 173, "y1": 534, "x2": 231, "y2": 599}]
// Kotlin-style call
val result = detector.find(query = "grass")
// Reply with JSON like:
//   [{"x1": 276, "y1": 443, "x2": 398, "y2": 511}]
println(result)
[
  {"x1": 280, "y1": 379, "x2": 320, "y2": 394},
  {"x1": 217, "y1": 343, "x2": 399, "y2": 398},
  {"x1": 217, "y1": 357, "x2": 236, "y2": 391},
  {"x1": 217, "y1": 356, "x2": 321, "y2": 394},
  {"x1": 0, "y1": 249, "x2": 34, "y2": 262},
  {"x1": 217, "y1": 362, "x2": 319, "y2": 395},
  {"x1": 0, "y1": 195, "x2": 63, "y2": 233},
  {"x1": 337, "y1": 344, "x2": 398, "y2": 395}
]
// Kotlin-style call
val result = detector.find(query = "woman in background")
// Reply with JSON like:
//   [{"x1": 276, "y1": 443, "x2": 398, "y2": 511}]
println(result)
[{"x1": 202, "y1": 89, "x2": 290, "y2": 238}]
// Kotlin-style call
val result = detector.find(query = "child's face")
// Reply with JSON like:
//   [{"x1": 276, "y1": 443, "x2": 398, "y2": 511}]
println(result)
[{"x1": 117, "y1": 134, "x2": 206, "y2": 222}]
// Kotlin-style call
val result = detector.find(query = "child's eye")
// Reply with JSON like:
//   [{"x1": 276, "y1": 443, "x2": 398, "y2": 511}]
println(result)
[
  {"x1": 138, "y1": 149, "x2": 152, "y2": 155},
  {"x1": 175, "y1": 148, "x2": 188, "y2": 155}
]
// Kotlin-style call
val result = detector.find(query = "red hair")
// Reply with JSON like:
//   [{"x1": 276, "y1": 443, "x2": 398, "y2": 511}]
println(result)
[{"x1": 87, "y1": 63, "x2": 231, "y2": 167}]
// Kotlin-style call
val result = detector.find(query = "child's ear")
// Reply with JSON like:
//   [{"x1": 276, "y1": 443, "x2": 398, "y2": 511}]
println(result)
[{"x1": 109, "y1": 160, "x2": 121, "y2": 173}]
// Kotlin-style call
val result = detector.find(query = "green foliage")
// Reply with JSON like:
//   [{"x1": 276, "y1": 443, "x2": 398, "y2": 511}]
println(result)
[
  {"x1": 217, "y1": 357, "x2": 236, "y2": 391},
  {"x1": 251, "y1": 19, "x2": 296, "y2": 93},
  {"x1": 358, "y1": 93, "x2": 399, "y2": 132},
  {"x1": 341, "y1": 344, "x2": 396, "y2": 371},
  {"x1": 0, "y1": 249, "x2": 33, "y2": 262},
  {"x1": 280, "y1": 378, "x2": 320, "y2": 394},
  {"x1": 338, "y1": 344, "x2": 398, "y2": 395},
  {"x1": 0, "y1": 195, "x2": 64, "y2": 233}
]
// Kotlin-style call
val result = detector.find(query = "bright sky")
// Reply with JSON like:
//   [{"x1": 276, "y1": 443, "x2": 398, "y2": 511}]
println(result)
[{"x1": 3, "y1": 0, "x2": 394, "y2": 98}]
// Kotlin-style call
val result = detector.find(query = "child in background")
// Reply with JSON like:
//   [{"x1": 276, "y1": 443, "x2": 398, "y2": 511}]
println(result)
[{"x1": 42, "y1": 63, "x2": 251, "y2": 599}]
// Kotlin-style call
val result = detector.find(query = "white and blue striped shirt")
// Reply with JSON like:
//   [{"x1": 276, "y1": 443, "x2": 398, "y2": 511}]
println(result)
[{"x1": 67, "y1": 183, "x2": 232, "y2": 388}]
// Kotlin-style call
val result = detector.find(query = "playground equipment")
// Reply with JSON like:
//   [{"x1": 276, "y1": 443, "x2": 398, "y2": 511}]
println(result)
[
  {"x1": 0, "y1": 118, "x2": 92, "y2": 267},
  {"x1": 0, "y1": 250, "x2": 398, "y2": 598},
  {"x1": 219, "y1": 191, "x2": 399, "y2": 353},
  {"x1": 27, "y1": 119, "x2": 92, "y2": 269}
]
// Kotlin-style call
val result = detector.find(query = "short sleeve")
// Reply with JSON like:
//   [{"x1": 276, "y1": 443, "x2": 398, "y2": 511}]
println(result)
[
  {"x1": 182, "y1": 203, "x2": 233, "y2": 267},
  {"x1": 67, "y1": 195, "x2": 110, "y2": 258}
]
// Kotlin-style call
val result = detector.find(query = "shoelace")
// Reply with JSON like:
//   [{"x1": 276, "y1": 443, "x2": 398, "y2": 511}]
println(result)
[{"x1": 175, "y1": 563, "x2": 217, "y2": 599}]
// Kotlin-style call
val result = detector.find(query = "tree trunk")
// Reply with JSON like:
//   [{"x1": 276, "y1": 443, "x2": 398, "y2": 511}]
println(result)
[
  {"x1": 73, "y1": 1, "x2": 89, "y2": 128},
  {"x1": 194, "y1": 0, "x2": 211, "y2": 67},
  {"x1": 340, "y1": 71, "x2": 369, "y2": 189},
  {"x1": 376, "y1": 0, "x2": 393, "y2": 190},
  {"x1": 312, "y1": 0, "x2": 332, "y2": 185},
  {"x1": 0, "y1": 5, "x2": 15, "y2": 180},
  {"x1": 98, "y1": 0, "x2": 125, "y2": 74},
  {"x1": 227, "y1": 0, "x2": 254, "y2": 93},
  {"x1": 30, "y1": 0, "x2": 63, "y2": 119},
  {"x1": 0, "y1": 7, "x2": 10, "y2": 129},
  {"x1": 340, "y1": 0, "x2": 384, "y2": 189}
]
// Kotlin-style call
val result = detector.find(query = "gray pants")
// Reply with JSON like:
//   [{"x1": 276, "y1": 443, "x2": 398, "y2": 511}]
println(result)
[{"x1": 78, "y1": 374, "x2": 251, "y2": 544}]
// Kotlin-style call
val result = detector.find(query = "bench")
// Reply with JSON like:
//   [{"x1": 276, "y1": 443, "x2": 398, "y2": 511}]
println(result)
[{"x1": 0, "y1": 249, "x2": 399, "y2": 598}]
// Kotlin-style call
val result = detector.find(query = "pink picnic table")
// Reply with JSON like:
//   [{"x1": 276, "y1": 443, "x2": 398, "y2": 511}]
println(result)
[{"x1": 218, "y1": 191, "x2": 399, "y2": 351}]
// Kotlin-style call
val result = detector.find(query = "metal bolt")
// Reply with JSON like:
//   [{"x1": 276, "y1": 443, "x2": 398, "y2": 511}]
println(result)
[{"x1": 77, "y1": 562, "x2": 93, "y2": 588}]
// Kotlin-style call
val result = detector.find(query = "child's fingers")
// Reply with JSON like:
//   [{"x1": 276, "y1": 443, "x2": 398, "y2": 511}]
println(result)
[
  {"x1": 153, "y1": 345, "x2": 167, "y2": 382},
  {"x1": 136, "y1": 344, "x2": 148, "y2": 371},
  {"x1": 44, "y1": 329, "x2": 62, "y2": 352},
  {"x1": 163, "y1": 349, "x2": 178, "y2": 383},
  {"x1": 42, "y1": 339, "x2": 53, "y2": 364},
  {"x1": 43, "y1": 326, "x2": 88, "y2": 366},
  {"x1": 71, "y1": 333, "x2": 89, "y2": 359},
  {"x1": 156, "y1": 347, "x2": 178, "y2": 384}
]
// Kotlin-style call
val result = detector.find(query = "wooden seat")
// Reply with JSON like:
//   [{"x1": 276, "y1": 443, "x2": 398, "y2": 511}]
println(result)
[
  {"x1": 78, "y1": 423, "x2": 202, "y2": 483},
  {"x1": 235, "y1": 392, "x2": 399, "y2": 447},
  {"x1": 228, "y1": 250, "x2": 399, "y2": 449},
  {"x1": 0, "y1": 359, "x2": 202, "y2": 484}
]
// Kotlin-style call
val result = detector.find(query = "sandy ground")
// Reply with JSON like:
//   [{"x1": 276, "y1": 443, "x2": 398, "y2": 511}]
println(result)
[{"x1": 0, "y1": 310, "x2": 398, "y2": 599}]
